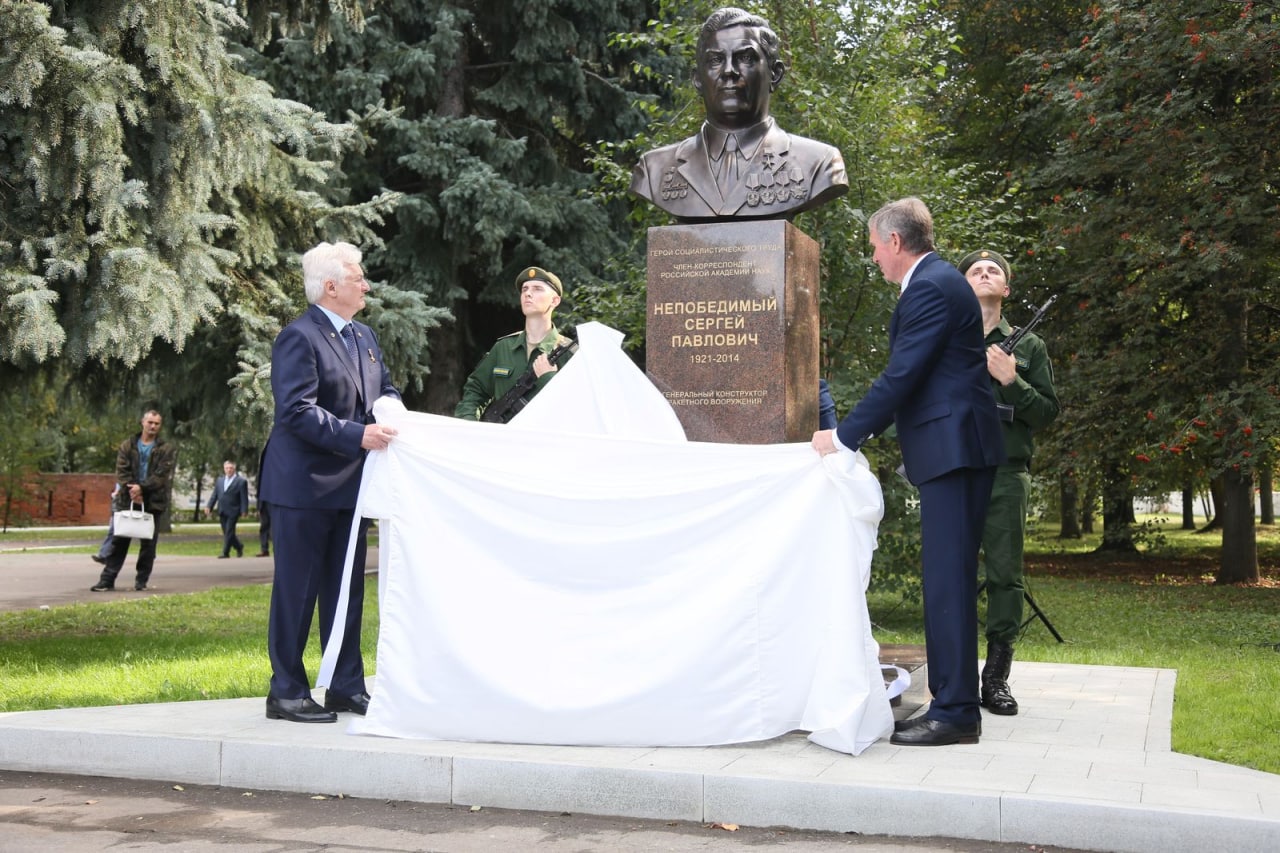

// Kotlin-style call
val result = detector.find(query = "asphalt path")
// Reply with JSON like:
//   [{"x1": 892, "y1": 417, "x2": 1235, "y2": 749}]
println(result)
[
  {"x1": 0, "y1": 534, "x2": 283, "y2": 612},
  {"x1": 0, "y1": 770, "x2": 1076, "y2": 853}
]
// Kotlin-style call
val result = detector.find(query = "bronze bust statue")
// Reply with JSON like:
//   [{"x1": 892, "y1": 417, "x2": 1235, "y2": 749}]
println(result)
[{"x1": 630, "y1": 7, "x2": 848, "y2": 223}]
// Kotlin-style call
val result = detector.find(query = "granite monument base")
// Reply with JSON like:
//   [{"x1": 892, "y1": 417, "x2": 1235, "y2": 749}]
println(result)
[{"x1": 645, "y1": 220, "x2": 819, "y2": 443}]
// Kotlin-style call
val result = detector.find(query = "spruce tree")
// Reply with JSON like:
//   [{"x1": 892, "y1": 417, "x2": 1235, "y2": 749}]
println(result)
[
  {"x1": 242, "y1": 0, "x2": 666, "y2": 412},
  {"x1": 0, "y1": 1, "x2": 430, "y2": 462}
]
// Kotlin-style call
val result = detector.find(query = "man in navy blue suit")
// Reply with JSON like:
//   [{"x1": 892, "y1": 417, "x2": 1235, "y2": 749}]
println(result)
[
  {"x1": 259, "y1": 241, "x2": 401, "y2": 723},
  {"x1": 812, "y1": 198, "x2": 1004, "y2": 746},
  {"x1": 206, "y1": 459, "x2": 249, "y2": 558}
]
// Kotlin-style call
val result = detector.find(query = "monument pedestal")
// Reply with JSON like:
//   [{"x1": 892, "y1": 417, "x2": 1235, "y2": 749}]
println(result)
[{"x1": 645, "y1": 220, "x2": 819, "y2": 443}]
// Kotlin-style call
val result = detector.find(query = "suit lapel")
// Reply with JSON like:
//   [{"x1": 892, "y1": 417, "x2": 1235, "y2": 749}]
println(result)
[
  {"x1": 310, "y1": 306, "x2": 363, "y2": 390},
  {"x1": 675, "y1": 124, "x2": 795, "y2": 216},
  {"x1": 351, "y1": 322, "x2": 377, "y2": 405},
  {"x1": 674, "y1": 136, "x2": 723, "y2": 214}
]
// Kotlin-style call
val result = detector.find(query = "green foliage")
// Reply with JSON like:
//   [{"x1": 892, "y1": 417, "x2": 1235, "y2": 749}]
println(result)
[
  {"x1": 234, "y1": 0, "x2": 377, "y2": 49},
  {"x1": 0, "y1": 1, "x2": 440, "y2": 474},
  {"x1": 0, "y1": 385, "x2": 60, "y2": 531},
  {"x1": 866, "y1": 462, "x2": 923, "y2": 601},
  {"x1": 930, "y1": 1, "x2": 1279, "y2": 575},
  {"x1": 1010, "y1": 1, "x2": 1280, "y2": 577},
  {"x1": 242, "y1": 0, "x2": 667, "y2": 410}
]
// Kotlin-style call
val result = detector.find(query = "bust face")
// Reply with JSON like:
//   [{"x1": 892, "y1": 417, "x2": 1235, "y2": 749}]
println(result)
[{"x1": 694, "y1": 25, "x2": 781, "y2": 130}]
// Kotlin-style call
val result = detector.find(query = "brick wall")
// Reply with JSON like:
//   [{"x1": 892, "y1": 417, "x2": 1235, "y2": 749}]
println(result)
[{"x1": 6, "y1": 473, "x2": 117, "y2": 526}]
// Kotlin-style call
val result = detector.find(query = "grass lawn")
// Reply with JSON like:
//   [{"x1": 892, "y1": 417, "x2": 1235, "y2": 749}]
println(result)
[
  {"x1": 1, "y1": 519, "x2": 1277, "y2": 774},
  {"x1": 870, "y1": 519, "x2": 1280, "y2": 774}
]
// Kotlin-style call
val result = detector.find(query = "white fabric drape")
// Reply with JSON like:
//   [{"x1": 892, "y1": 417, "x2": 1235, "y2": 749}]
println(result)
[{"x1": 320, "y1": 322, "x2": 892, "y2": 754}]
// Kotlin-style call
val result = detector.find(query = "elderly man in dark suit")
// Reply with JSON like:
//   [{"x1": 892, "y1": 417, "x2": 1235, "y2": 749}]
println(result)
[
  {"x1": 259, "y1": 241, "x2": 401, "y2": 724},
  {"x1": 812, "y1": 197, "x2": 1005, "y2": 746},
  {"x1": 206, "y1": 459, "x2": 249, "y2": 558},
  {"x1": 630, "y1": 7, "x2": 847, "y2": 222}
]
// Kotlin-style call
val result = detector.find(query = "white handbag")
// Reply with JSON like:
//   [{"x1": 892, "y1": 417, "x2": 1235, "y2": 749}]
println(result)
[{"x1": 113, "y1": 501, "x2": 155, "y2": 540}]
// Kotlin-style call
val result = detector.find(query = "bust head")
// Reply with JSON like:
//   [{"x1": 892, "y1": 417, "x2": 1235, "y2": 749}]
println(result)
[
  {"x1": 693, "y1": 8, "x2": 785, "y2": 131},
  {"x1": 629, "y1": 7, "x2": 848, "y2": 222}
]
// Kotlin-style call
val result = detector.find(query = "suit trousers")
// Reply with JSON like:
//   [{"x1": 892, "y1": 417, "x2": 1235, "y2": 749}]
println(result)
[
  {"x1": 257, "y1": 501, "x2": 271, "y2": 554},
  {"x1": 219, "y1": 512, "x2": 243, "y2": 557},
  {"x1": 981, "y1": 468, "x2": 1031, "y2": 645},
  {"x1": 917, "y1": 465, "x2": 996, "y2": 727},
  {"x1": 267, "y1": 505, "x2": 369, "y2": 700}
]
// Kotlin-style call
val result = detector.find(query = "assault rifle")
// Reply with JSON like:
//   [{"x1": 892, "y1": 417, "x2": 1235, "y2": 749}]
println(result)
[
  {"x1": 999, "y1": 294, "x2": 1057, "y2": 355},
  {"x1": 480, "y1": 339, "x2": 578, "y2": 424},
  {"x1": 995, "y1": 294, "x2": 1056, "y2": 422}
]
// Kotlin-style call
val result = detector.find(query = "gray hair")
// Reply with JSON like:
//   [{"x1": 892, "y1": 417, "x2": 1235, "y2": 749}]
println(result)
[
  {"x1": 867, "y1": 197, "x2": 935, "y2": 255},
  {"x1": 302, "y1": 241, "x2": 362, "y2": 304}
]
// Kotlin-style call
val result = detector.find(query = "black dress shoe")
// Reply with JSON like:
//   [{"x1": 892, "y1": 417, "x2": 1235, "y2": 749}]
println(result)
[
  {"x1": 134, "y1": 584, "x2": 148, "y2": 591},
  {"x1": 217, "y1": 554, "x2": 230, "y2": 559},
  {"x1": 895, "y1": 715, "x2": 983, "y2": 735},
  {"x1": 90, "y1": 583, "x2": 114, "y2": 592},
  {"x1": 265, "y1": 696, "x2": 337, "y2": 723},
  {"x1": 323, "y1": 691, "x2": 371, "y2": 715},
  {"x1": 890, "y1": 718, "x2": 980, "y2": 746},
  {"x1": 236, "y1": 547, "x2": 244, "y2": 558},
  {"x1": 91, "y1": 554, "x2": 106, "y2": 565},
  {"x1": 256, "y1": 551, "x2": 270, "y2": 557}
]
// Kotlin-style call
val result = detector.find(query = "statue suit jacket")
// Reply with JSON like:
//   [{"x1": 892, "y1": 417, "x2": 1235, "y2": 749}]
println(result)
[
  {"x1": 630, "y1": 118, "x2": 848, "y2": 222},
  {"x1": 835, "y1": 253, "x2": 1005, "y2": 485},
  {"x1": 260, "y1": 304, "x2": 400, "y2": 510}
]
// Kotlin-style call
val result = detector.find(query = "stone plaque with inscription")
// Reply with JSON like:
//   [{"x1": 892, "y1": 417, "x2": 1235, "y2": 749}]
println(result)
[{"x1": 645, "y1": 220, "x2": 819, "y2": 443}]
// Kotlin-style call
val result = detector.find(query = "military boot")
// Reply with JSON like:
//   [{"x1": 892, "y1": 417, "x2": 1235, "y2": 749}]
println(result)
[{"x1": 981, "y1": 641, "x2": 1019, "y2": 715}]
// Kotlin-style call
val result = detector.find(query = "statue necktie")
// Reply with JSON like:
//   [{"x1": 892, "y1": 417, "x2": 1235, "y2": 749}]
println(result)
[{"x1": 718, "y1": 134, "x2": 740, "y2": 196}]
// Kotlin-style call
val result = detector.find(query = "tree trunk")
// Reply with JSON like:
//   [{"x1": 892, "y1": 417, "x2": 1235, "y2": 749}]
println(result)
[
  {"x1": 1059, "y1": 469, "x2": 1081, "y2": 538},
  {"x1": 1081, "y1": 486, "x2": 1095, "y2": 534},
  {"x1": 1199, "y1": 475, "x2": 1224, "y2": 533},
  {"x1": 1260, "y1": 463, "x2": 1274, "y2": 526},
  {"x1": 1216, "y1": 466, "x2": 1259, "y2": 584},
  {"x1": 1098, "y1": 464, "x2": 1137, "y2": 552},
  {"x1": 418, "y1": 45, "x2": 470, "y2": 417},
  {"x1": 1180, "y1": 482, "x2": 1196, "y2": 530},
  {"x1": 422, "y1": 303, "x2": 469, "y2": 416}
]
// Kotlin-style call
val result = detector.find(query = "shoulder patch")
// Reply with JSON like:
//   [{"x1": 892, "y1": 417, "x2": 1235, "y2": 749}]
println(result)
[{"x1": 492, "y1": 367, "x2": 513, "y2": 377}]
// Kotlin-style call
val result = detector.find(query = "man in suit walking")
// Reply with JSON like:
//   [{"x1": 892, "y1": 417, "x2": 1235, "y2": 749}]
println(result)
[
  {"x1": 259, "y1": 241, "x2": 401, "y2": 724},
  {"x1": 812, "y1": 197, "x2": 1005, "y2": 746},
  {"x1": 206, "y1": 460, "x2": 249, "y2": 558}
]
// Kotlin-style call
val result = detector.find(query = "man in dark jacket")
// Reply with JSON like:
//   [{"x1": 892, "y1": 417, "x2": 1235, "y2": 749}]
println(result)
[
  {"x1": 259, "y1": 240, "x2": 400, "y2": 724},
  {"x1": 91, "y1": 409, "x2": 177, "y2": 592},
  {"x1": 812, "y1": 198, "x2": 1005, "y2": 746},
  {"x1": 207, "y1": 459, "x2": 250, "y2": 558}
]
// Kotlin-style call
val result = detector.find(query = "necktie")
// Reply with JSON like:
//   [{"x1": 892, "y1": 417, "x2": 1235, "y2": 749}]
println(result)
[
  {"x1": 340, "y1": 324, "x2": 359, "y2": 366},
  {"x1": 718, "y1": 134, "x2": 740, "y2": 196}
]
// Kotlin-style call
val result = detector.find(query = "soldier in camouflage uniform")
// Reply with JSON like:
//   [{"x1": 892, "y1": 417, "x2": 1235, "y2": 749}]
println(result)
[
  {"x1": 455, "y1": 266, "x2": 574, "y2": 421},
  {"x1": 959, "y1": 249, "x2": 1060, "y2": 716}
]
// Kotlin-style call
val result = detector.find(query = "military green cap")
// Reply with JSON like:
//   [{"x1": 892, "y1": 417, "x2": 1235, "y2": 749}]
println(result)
[
  {"x1": 515, "y1": 266, "x2": 563, "y2": 297},
  {"x1": 957, "y1": 249, "x2": 1011, "y2": 281}
]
